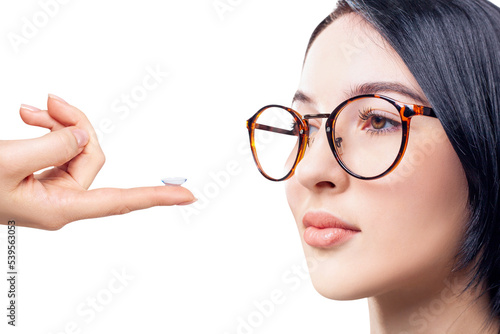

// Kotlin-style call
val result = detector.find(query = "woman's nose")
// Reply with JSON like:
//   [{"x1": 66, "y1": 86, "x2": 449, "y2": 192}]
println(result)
[{"x1": 293, "y1": 123, "x2": 350, "y2": 192}]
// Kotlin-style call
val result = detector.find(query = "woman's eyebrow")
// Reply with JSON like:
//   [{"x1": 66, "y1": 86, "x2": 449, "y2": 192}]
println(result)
[
  {"x1": 292, "y1": 82, "x2": 430, "y2": 107},
  {"x1": 348, "y1": 82, "x2": 430, "y2": 105},
  {"x1": 292, "y1": 90, "x2": 315, "y2": 106}
]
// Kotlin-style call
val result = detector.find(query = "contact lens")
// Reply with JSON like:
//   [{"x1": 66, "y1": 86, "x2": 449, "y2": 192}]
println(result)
[{"x1": 161, "y1": 177, "x2": 187, "y2": 186}]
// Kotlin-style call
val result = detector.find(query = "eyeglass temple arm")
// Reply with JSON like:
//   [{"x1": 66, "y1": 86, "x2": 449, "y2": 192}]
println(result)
[
  {"x1": 253, "y1": 123, "x2": 300, "y2": 136},
  {"x1": 253, "y1": 113, "x2": 332, "y2": 136},
  {"x1": 303, "y1": 114, "x2": 331, "y2": 120},
  {"x1": 408, "y1": 105, "x2": 437, "y2": 118},
  {"x1": 423, "y1": 107, "x2": 436, "y2": 117}
]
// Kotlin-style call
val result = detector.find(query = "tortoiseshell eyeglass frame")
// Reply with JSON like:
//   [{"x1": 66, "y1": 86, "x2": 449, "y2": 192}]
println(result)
[{"x1": 246, "y1": 94, "x2": 437, "y2": 182}]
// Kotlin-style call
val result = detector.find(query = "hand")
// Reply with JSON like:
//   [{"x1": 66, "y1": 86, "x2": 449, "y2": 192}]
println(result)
[{"x1": 0, "y1": 94, "x2": 196, "y2": 230}]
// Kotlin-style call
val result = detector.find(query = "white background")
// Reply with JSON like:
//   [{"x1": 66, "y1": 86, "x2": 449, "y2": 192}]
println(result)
[{"x1": 0, "y1": 1, "x2": 498, "y2": 333}]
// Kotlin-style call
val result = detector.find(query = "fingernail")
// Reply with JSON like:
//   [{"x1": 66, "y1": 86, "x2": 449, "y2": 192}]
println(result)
[
  {"x1": 48, "y1": 93, "x2": 68, "y2": 104},
  {"x1": 178, "y1": 198, "x2": 198, "y2": 206},
  {"x1": 20, "y1": 104, "x2": 41, "y2": 112},
  {"x1": 71, "y1": 128, "x2": 89, "y2": 147}
]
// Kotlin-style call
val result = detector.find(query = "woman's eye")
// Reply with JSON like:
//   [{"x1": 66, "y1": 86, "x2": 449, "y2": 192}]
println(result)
[
  {"x1": 370, "y1": 115, "x2": 389, "y2": 130},
  {"x1": 358, "y1": 109, "x2": 401, "y2": 134},
  {"x1": 365, "y1": 115, "x2": 400, "y2": 132}
]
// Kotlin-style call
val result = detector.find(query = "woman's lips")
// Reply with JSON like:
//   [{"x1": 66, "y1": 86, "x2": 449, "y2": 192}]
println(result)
[{"x1": 302, "y1": 211, "x2": 360, "y2": 248}]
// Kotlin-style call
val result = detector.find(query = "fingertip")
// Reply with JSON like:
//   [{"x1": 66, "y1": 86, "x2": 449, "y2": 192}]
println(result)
[
  {"x1": 178, "y1": 198, "x2": 198, "y2": 206},
  {"x1": 47, "y1": 94, "x2": 79, "y2": 126},
  {"x1": 48, "y1": 93, "x2": 68, "y2": 105},
  {"x1": 20, "y1": 104, "x2": 41, "y2": 113},
  {"x1": 71, "y1": 128, "x2": 90, "y2": 147},
  {"x1": 19, "y1": 104, "x2": 40, "y2": 125},
  {"x1": 19, "y1": 106, "x2": 32, "y2": 124},
  {"x1": 154, "y1": 185, "x2": 197, "y2": 206},
  {"x1": 20, "y1": 107, "x2": 62, "y2": 130}
]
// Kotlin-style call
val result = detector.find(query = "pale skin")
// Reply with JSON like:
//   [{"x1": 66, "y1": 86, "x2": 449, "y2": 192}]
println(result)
[
  {"x1": 285, "y1": 14, "x2": 499, "y2": 333},
  {"x1": 0, "y1": 94, "x2": 196, "y2": 230}
]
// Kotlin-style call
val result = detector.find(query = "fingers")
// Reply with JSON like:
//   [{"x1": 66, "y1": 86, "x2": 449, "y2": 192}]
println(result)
[
  {"x1": 46, "y1": 94, "x2": 94, "y2": 129},
  {"x1": 66, "y1": 186, "x2": 197, "y2": 221},
  {"x1": 20, "y1": 104, "x2": 74, "y2": 173},
  {"x1": 0, "y1": 126, "x2": 90, "y2": 183},
  {"x1": 46, "y1": 95, "x2": 106, "y2": 189},
  {"x1": 19, "y1": 104, "x2": 64, "y2": 131}
]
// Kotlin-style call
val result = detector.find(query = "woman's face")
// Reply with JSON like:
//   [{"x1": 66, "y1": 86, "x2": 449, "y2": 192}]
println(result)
[{"x1": 285, "y1": 14, "x2": 470, "y2": 300}]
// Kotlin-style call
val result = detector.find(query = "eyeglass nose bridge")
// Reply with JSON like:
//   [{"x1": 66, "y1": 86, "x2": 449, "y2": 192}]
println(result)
[
  {"x1": 303, "y1": 112, "x2": 333, "y2": 145},
  {"x1": 303, "y1": 113, "x2": 346, "y2": 159}
]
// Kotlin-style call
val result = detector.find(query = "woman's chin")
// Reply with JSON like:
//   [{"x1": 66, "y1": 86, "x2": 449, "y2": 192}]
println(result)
[
  {"x1": 307, "y1": 269, "x2": 374, "y2": 301},
  {"x1": 311, "y1": 281, "x2": 369, "y2": 301}
]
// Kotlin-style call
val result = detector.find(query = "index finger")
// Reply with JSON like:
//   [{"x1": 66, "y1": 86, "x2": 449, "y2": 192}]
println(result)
[{"x1": 64, "y1": 186, "x2": 197, "y2": 222}]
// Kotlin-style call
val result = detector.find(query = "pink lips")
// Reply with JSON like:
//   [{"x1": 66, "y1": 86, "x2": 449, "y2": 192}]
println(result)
[{"x1": 302, "y1": 211, "x2": 360, "y2": 248}]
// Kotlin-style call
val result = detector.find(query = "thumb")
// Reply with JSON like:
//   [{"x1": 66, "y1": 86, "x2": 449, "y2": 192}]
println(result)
[{"x1": 1, "y1": 126, "x2": 89, "y2": 180}]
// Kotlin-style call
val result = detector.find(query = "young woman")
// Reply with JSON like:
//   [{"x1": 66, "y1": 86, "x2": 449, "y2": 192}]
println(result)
[{"x1": 247, "y1": 0, "x2": 500, "y2": 332}]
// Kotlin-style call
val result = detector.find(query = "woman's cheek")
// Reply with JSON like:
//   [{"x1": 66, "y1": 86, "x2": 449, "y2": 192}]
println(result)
[
  {"x1": 285, "y1": 177, "x2": 306, "y2": 220},
  {"x1": 283, "y1": 128, "x2": 469, "y2": 300}
]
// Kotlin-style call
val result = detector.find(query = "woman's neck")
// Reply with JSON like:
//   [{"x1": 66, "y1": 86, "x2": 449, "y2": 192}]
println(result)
[{"x1": 367, "y1": 274, "x2": 499, "y2": 334}]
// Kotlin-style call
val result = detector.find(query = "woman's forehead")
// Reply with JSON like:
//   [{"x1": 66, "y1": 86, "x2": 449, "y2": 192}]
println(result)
[{"x1": 299, "y1": 14, "x2": 427, "y2": 110}]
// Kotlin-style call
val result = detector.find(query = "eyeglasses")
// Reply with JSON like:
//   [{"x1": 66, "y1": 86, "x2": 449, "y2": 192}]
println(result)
[{"x1": 246, "y1": 94, "x2": 436, "y2": 181}]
